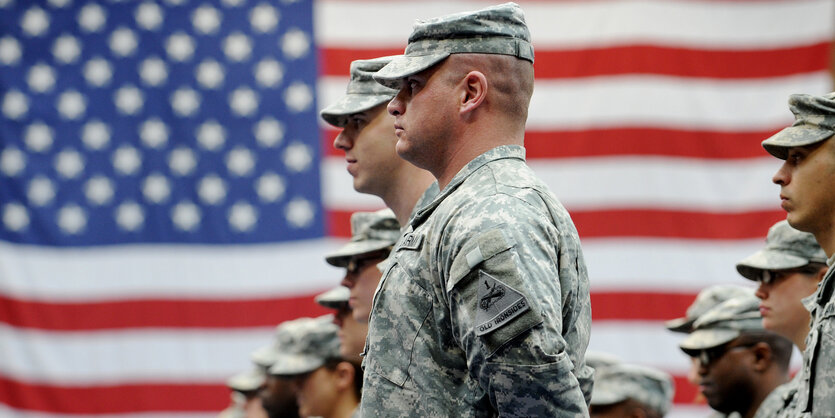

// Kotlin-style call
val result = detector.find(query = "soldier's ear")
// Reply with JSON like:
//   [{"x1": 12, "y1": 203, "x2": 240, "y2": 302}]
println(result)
[
  {"x1": 334, "y1": 361, "x2": 356, "y2": 391},
  {"x1": 750, "y1": 342, "x2": 772, "y2": 372},
  {"x1": 459, "y1": 71, "x2": 487, "y2": 116}
]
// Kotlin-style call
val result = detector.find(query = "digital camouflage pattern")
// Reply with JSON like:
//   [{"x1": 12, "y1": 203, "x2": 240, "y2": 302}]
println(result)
[
  {"x1": 736, "y1": 220, "x2": 826, "y2": 282},
  {"x1": 794, "y1": 263, "x2": 835, "y2": 415},
  {"x1": 268, "y1": 315, "x2": 340, "y2": 376},
  {"x1": 360, "y1": 145, "x2": 593, "y2": 417},
  {"x1": 315, "y1": 285, "x2": 351, "y2": 310},
  {"x1": 762, "y1": 92, "x2": 835, "y2": 160},
  {"x1": 679, "y1": 294, "x2": 764, "y2": 352},
  {"x1": 590, "y1": 363, "x2": 675, "y2": 417},
  {"x1": 325, "y1": 208, "x2": 400, "y2": 268},
  {"x1": 665, "y1": 285, "x2": 754, "y2": 333},
  {"x1": 753, "y1": 374, "x2": 807, "y2": 418},
  {"x1": 373, "y1": 2, "x2": 535, "y2": 89},
  {"x1": 320, "y1": 56, "x2": 399, "y2": 128},
  {"x1": 250, "y1": 318, "x2": 312, "y2": 369}
]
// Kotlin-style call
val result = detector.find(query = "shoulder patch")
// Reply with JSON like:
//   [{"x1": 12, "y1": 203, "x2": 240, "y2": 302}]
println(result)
[{"x1": 474, "y1": 271, "x2": 530, "y2": 336}]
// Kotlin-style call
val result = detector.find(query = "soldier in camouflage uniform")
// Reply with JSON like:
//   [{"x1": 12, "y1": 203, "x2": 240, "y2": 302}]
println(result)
[
  {"x1": 665, "y1": 284, "x2": 754, "y2": 401},
  {"x1": 325, "y1": 209, "x2": 400, "y2": 323},
  {"x1": 678, "y1": 295, "x2": 793, "y2": 418},
  {"x1": 589, "y1": 362, "x2": 674, "y2": 418},
  {"x1": 734, "y1": 220, "x2": 827, "y2": 417},
  {"x1": 316, "y1": 285, "x2": 367, "y2": 363},
  {"x1": 323, "y1": 57, "x2": 435, "y2": 226},
  {"x1": 360, "y1": 2, "x2": 593, "y2": 416},
  {"x1": 220, "y1": 367, "x2": 268, "y2": 418},
  {"x1": 269, "y1": 315, "x2": 361, "y2": 418},
  {"x1": 762, "y1": 92, "x2": 835, "y2": 416},
  {"x1": 251, "y1": 321, "x2": 302, "y2": 418}
]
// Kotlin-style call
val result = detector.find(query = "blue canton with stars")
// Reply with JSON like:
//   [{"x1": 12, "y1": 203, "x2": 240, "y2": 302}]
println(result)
[{"x1": 0, "y1": 0, "x2": 323, "y2": 246}]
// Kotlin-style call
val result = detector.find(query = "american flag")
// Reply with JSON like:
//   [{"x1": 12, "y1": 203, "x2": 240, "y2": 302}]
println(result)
[{"x1": 0, "y1": 0, "x2": 831, "y2": 417}]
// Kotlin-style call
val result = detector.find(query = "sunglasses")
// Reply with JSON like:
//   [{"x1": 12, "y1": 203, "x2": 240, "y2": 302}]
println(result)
[
  {"x1": 695, "y1": 342, "x2": 757, "y2": 367},
  {"x1": 345, "y1": 254, "x2": 386, "y2": 275},
  {"x1": 758, "y1": 267, "x2": 817, "y2": 285}
]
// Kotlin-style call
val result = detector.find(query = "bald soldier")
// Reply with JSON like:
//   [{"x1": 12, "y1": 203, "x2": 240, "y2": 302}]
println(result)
[{"x1": 361, "y1": 3, "x2": 592, "y2": 416}]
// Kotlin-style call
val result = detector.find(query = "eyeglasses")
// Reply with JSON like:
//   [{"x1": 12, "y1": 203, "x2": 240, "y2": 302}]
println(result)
[
  {"x1": 758, "y1": 268, "x2": 813, "y2": 285},
  {"x1": 696, "y1": 342, "x2": 757, "y2": 367},
  {"x1": 346, "y1": 255, "x2": 384, "y2": 275}
]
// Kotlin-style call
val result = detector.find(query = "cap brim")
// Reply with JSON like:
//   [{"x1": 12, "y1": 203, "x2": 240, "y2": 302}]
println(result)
[
  {"x1": 325, "y1": 240, "x2": 393, "y2": 267},
  {"x1": 373, "y1": 53, "x2": 450, "y2": 89},
  {"x1": 227, "y1": 368, "x2": 266, "y2": 392},
  {"x1": 315, "y1": 287, "x2": 350, "y2": 309},
  {"x1": 320, "y1": 94, "x2": 393, "y2": 127},
  {"x1": 679, "y1": 328, "x2": 740, "y2": 352},
  {"x1": 589, "y1": 386, "x2": 628, "y2": 406},
  {"x1": 735, "y1": 249, "x2": 810, "y2": 281},
  {"x1": 664, "y1": 317, "x2": 695, "y2": 333},
  {"x1": 762, "y1": 125, "x2": 835, "y2": 159},
  {"x1": 268, "y1": 353, "x2": 324, "y2": 376},
  {"x1": 250, "y1": 344, "x2": 278, "y2": 368}
]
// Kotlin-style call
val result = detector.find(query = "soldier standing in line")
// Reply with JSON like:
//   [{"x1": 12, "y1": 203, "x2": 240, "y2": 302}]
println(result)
[
  {"x1": 315, "y1": 285, "x2": 366, "y2": 363},
  {"x1": 735, "y1": 220, "x2": 827, "y2": 417},
  {"x1": 361, "y1": 3, "x2": 593, "y2": 416},
  {"x1": 268, "y1": 315, "x2": 361, "y2": 418},
  {"x1": 589, "y1": 363, "x2": 675, "y2": 418},
  {"x1": 324, "y1": 209, "x2": 400, "y2": 324},
  {"x1": 665, "y1": 285, "x2": 755, "y2": 393},
  {"x1": 761, "y1": 91, "x2": 835, "y2": 416},
  {"x1": 678, "y1": 295, "x2": 793, "y2": 418},
  {"x1": 323, "y1": 57, "x2": 435, "y2": 226}
]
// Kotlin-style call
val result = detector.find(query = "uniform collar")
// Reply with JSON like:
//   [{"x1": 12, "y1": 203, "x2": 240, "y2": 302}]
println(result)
[{"x1": 409, "y1": 145, "x2": 526, "y2": 229}]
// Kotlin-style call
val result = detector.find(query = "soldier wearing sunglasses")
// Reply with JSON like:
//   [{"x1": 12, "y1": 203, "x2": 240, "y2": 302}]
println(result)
[
  {"x1": 735, "y1": 220, "x2": 827, "y2": 417},
  {"x1": 679, "y1": 295, "x2": 793, "y2": 418}
]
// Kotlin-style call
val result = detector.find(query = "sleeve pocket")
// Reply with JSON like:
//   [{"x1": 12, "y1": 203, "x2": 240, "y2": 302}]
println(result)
[{"x1": 447, "y1": 228, "x2": 516, "y2": 292}]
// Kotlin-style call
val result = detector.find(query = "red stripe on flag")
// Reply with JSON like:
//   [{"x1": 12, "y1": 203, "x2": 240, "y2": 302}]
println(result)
[
  {"x1": 320, "y1": 43, "x2": 831, "y2": 78},
  {"x1": 0, "y1": 290, "x2": 709, "y2": 330},
  {"x1": 0, "y1": 375, "x2": 228, "y2": 414},
  {"x1": 0, "y1": 294, "x2": 331, "y2": 331},
  {"x1": 0, "y1": 372, "x2": 705, "y2": 414},
  {"x1": 591, "y1": 292, "x2": 696, "y2": 321},
  {"x1": 570, "y1": 208, "x2": 785, "y2": 239},
  {"x1": 672, "y1": 375, "x2": 704, "y2": 406},
  {"x1": 327, "y1": 209, "x2": 785, "y2": 240},
  {"x1": 323, "y1": 127, "x2": 783, "y2": 159}
]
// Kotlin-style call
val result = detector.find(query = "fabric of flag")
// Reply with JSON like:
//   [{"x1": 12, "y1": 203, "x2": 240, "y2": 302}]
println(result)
[{"x1": 0, "y1": 0, "x2": 831, "y2": 417}]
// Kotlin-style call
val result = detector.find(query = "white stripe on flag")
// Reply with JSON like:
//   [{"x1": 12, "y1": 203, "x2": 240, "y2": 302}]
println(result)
[
  {"x1": 316, "y1": 0, "x2": 835, "y2": 48},
  {"x1": 322, "y1": 156, "x2": 784, "y2": 211},
  {"x1": 0, "y1": 239, "x2": 345, "y2": 300}
]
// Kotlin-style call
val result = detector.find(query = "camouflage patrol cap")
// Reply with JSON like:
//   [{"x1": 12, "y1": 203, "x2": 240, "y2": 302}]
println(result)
[
  {"x1": 251, "y1": 318, "x2": 310, "y2": 368},
  {"x1": 315, "y1": 286, "x2": 350, "y2": 310},
  {"x1": 268, "y1": 315, "x2": 341, "y2": 376},
  {"x1": 679, "y1": 294, "x2": 763, "y2": 352},
  {"x1": 227, "y1": 367, "x2": 266, "y2": 393},
  {"x1": 325, "y1": 208, "x2": 399, "y2": 267},
  {"x1": 736, "y1": 220, "x2": 826, "y2": 281},
  {"x1": 320, "y1": 56, "x2": 399, "y2": 128},
  {"x1": 664, "y1": 285, "x2": 754, "y2": 333},
  {"x1": 590, "y1": 363, "x2": 675, "y2": 416},
  {"x1": 762, "y1": 92, "x2": 835, "y2": 160},
  {"x1": 373, "y1": 2, "x2": 534, "y2": 89},
  {"x1": 585, "y1": 351, "x2": 621, "y2": 373}
]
